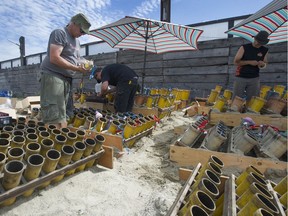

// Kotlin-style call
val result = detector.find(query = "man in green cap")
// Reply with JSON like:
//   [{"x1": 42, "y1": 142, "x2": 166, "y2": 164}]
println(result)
[{"x1": 40, "y1": 13, "x2": 91, "y2": 128}]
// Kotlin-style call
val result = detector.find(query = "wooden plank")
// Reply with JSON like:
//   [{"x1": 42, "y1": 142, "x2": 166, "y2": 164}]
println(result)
[
  {"x1": 184, "y1": 104, "x2": 199, "y2": 117},
  {"x1": 198, "y1": 106, "x2": 212, "y2": 114},
  {"x1": 163, "y1": 47, "x2": 229, "y2": 60},
  {"x1": 163, "y1": 57, "x2": 228, "y2": 67},
  {"x1": 74, "y1": 102, "x2": 105, "y2": 110},
  {"x1": 268, "y1": 52, "x2": 288, "y2": 63},
  {"x1": 166, "y1": 163, "x2": 202, "y2": 216},
  {"x1": 169, "y1": 145, "x2": 288, "y2": 173},
  {"x1": 163, "y1": 65, "x2": 228, "y2": 75},
  {"x1": 96, "y1": 132, "x2": 123, "y2": 152},
  {"x1": 123, "y1": 127, "x2": 153, "y2": 148},
  {"x1": 178, "y1": 168, "x2": 194, "y2": 181},
  {"x1": 223, "y1": 175, "x2": 237, "y2": 216},
  {"x1": 0, "y1": 149, "x2": 105, "y2": 203},
  {"x1": 164, "y1": 74, "x2": 228, "y2": 83},
  {"x1": 267, "y1": 181, "x2": 286, "y2": 216},
  {"x1": 261, "y1": 73, "x2": 287, "y2": 82},
  {"x1": 69, "y1": 127, "x2": 124, "y2": 152},
  {"x1": 209, "y1": 112, "x2": 287, "y2": 131},
  {"x1": 97, "y1": 145, "x2": 113, "y2": 169},
  {"x1": 179, "y1": 100, "x2": 188, "y2": 109}
]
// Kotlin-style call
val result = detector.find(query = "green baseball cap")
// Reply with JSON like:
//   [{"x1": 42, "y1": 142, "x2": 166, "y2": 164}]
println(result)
[{"x1": 71, "y1": 13, "x2": 91, "y2": 34}]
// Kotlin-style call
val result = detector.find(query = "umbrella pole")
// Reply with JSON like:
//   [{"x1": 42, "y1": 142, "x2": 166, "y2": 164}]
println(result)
[
  {"x1": 142, "y1": 23, "x2": 149, "y2": 94},
  {"x1": 142, "y1": 47, "x2": 147, "y2": 94}
]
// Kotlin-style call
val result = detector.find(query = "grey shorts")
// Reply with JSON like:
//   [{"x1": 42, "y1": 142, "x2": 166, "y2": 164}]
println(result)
[
  {"x1": 40, "y1": 73, "x2": 70, "y2": 124},
  {"x1": 233, "y1": 76, "x2": 260, "y2": 101}
]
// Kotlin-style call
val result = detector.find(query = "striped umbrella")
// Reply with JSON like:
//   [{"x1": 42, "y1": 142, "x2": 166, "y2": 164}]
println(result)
[
  {"x1": 89, "y1": 16, "x2": 203, "y2": 92},
  {"x1": 226, "y1": 0, "x2": 287, "y2": 44}
]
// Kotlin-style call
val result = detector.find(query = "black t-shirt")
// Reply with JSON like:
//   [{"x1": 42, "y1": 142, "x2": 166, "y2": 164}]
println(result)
[
  {"x1": 236, "y1": 43, "x2": 268, "y2": 78},
  {"x1": 101, "y1": 64, "x2": 138, "y2": 86}
]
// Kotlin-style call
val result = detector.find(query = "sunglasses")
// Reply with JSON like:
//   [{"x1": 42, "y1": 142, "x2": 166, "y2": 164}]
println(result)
[{"x1": 80, "y1": 28, "x2": 86, "y2": 34}]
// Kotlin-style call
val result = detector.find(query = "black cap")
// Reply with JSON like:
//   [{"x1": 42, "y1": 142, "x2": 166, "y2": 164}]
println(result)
[{"x1": 254, "y1": 31, "x2": 270, "y2": 45}]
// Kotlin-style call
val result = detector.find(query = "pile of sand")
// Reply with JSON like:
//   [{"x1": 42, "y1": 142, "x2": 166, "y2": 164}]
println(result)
[{"x1": 0, "y1": 111, "x2": 194, "y2": 216}]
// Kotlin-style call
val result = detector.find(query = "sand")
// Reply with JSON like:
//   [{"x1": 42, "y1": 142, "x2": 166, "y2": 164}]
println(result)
[{"x1": 0, "y1": 111, "x2": 194, "y2": 216}]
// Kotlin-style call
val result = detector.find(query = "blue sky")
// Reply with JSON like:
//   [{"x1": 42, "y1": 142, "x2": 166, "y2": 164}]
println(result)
[{"x1": 0, "y1": 0, "x2": 272, "y2": 62}]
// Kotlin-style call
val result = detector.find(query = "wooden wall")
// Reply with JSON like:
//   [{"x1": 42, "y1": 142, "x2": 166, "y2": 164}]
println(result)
[{"x1": 0, "y1": 37, "x2": 286, "y2": 99}]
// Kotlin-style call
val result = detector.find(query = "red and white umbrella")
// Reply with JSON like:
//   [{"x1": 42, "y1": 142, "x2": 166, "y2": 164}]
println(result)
[
  {"x1": 226, "y1": 0, "x2": 287, "y2": 44},
  {"x1": 89, "y1": 16, "x2": 203, "y2": 91}
]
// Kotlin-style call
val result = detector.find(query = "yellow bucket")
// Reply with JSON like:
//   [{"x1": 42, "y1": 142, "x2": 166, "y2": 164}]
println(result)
[
  {"x1": 181, "y1": 90, "x2": 190, "y2": 101},
  {"x1": 145, "y1": 96, "x2": 154, "y2": 108},
  {"x1": 65, "y1": 142, "x2": 86, "y2": 176},
  {"x1": 171, "y1": 88, "x2": 179, "y2": 100},
  {"x1": 0, "y1": 138, "x2": 10, "y2": 155},
  {"x1": 159, "y1": 88, "x2": 168, "y2": 96},
  {"x1": 1, "y1": 160, "x2": 25, "y2": 206},
  {"x1": 248, "y1": 96, "x2": 267, "y2": 113},
  {"x1": 213, "y1": 97, "x2": 226, "y2": 112},
  {"x1": 123, "y1": 121, "x2": 136, "y2": 139},
  {"x1": 207, "y1": 89, "x2": 219, "y2": 104},
  {"x1": 106, "y1": 93, "x2": 114, "y2": 103},
  {"x1": 79, "y1": 93, "x2": 86, "y2": 104},
  {"x1": 273, "y1": 85, "x2": 286, "y2": 97},
  {"x1": 223, "y1": 89, "x2": 233, "y2": 100},
  {"x1": 0, "y1": 152, "x2": 7, "y2": 173},
  {"x1": 23, "y1": 154, "x2": 45, "y2": 197},
  {"x1": 94, "y1": 134, "x2": 105, "y2": 152},
  {"x1": 95, "y1": 117, "x2": 107, "y2": 132},
  {"x1": 10, "y1": 136, "x2": 26, "y2": 148},
  {"x1": 260, "y1": 85, "x2": 272, "y2": 98},
  {"x1": 215, "y1": 85, "x2": 222, "y2": 92},
  {"x1": 157, "y1": 96, "x2": 167, "y2": 108},
  {"x1": 73, "y1": 113, "x2": 85, "y2": 128},
  {"x1": 150, "y1": 88, "x2": 158, "y2": 95},
  {"x1": 108, "y1": 120, "x2": 120, "y2": 135},
  {"x1": 39, "y1": 149, "x2": 60, "y2": 189}
]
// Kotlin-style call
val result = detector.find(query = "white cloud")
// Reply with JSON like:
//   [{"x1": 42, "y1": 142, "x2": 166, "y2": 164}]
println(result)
[
  {"x1": 132, "y1": 0, "x2": 160, "y2": 18},
  {"x1": 0, "y1": 0, "x2": 116, "y2": 61}
]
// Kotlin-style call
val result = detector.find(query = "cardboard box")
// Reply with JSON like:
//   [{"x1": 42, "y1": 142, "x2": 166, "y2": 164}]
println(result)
[
  {"x1": 0, "y1": 97, "x2": 18, "y2": 109},
  {"x1": 15, "y1": 96, "x2": 40, "y2": 110},
  {"x1": 74, "y1": 102, "x2": 105, "y2": 110},
  {"x1": 0, "y1": 108, "x2": 17, "y2": 119}
]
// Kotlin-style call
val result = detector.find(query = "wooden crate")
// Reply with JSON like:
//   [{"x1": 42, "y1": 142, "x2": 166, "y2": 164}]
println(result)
[
  {"x1": 197, "y1": 106, "x2": 287, "y2": 131},
  {"x1": 75, "y1": 127, "x2": 154, "y2": 152},
  {"x1": 179, "y1": 100, "x2": 188, "y2": 109},
  {"x1": 158, "y1": 106, "x2": 175, "y2": 119},
  {"x1": 166, "y1": 164, "x2": 202, "y2": 216},
  {"x1": 132, "y1": 106, "x2": 158, "y2": 116},
  {"x1": 0, "y1": 146, "x2": 113, "y2": 206},
  {"x1": 170, "y1": 145, "x2": 287, "y2": 173},
  {"x1": 74, "y1": 101, "x2": 106, "y2": 110},
  {"x1": 173, "y1": 100, "x2": 181, "y2": 110}
]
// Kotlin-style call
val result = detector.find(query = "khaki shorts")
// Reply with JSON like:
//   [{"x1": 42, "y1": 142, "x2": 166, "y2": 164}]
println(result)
[{"x1": 40, "y1": 73, "x2": 70, "y2": 124}]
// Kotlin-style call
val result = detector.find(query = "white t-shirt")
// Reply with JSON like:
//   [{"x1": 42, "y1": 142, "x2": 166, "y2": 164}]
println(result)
[{"x1": 95, "y1": 83, "x2": 102, "y2": 93}]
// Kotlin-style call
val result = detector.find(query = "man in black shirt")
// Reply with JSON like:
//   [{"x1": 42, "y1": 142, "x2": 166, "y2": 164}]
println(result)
[
  {"x1": 233, "y1": 31, "x2": 269, "y2": 103},
  {"x1": 94, "y1": 63, "x2": 139, "y2": 113}
]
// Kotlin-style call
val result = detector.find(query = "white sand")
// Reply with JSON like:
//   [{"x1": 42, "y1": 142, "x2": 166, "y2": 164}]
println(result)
[{"x1": 0, "y1": 111, "x2": 194, "y2": 216}]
